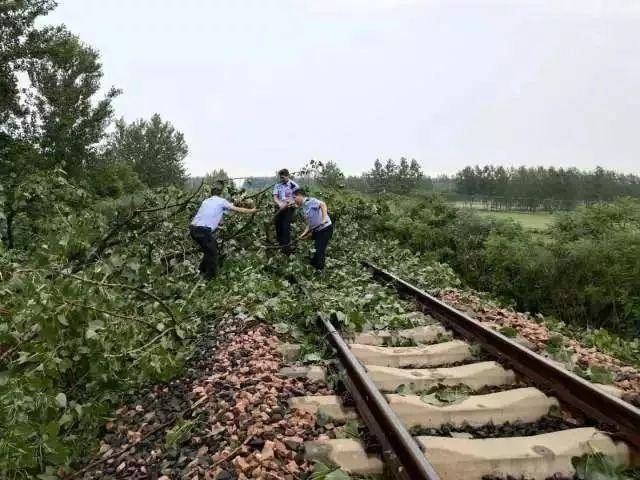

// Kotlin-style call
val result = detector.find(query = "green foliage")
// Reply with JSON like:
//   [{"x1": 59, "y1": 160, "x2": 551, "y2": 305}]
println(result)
[
  {"x1": 165, "y1": 419, "x2": 196, "y2": 449},
  {"x1": 0, "y1": 183, "x2": 462, "y2": 478},
  {"x1": 455, "y1": 165, "x2": 640, "y2": 210},
  {"x1": 0, "y1": 186, "x2": 219, "y2": 477},
  {"x1": 0, "y1": 0, "x2": 57, "y2": 128},
  {"x1": 498, "y1": 326, "x2": 518, "y2": 338},
  {"x1": 374, "y1": 194, "x2": 640, "y2": 336},
  {"x1": 539, "y1": 316, "x2": 640, "y2": 368},
  {"x1": 575, "y1": 365, "x2": 615, "y2": 385},
  {"x1": 310, "y1": 461, "x2": 352, "y2": 480},
  {"x1": 85, "y1": 160, "x2": 143, "y2": 198},
  {"x1": 572, "y1": 452, "x2": 630, "y2": 480},
  {"x1": 364, "y1": 157, "x2": 425, "y2": 194},
  {"x1": 419, "y1": 385, "x2": 472, "y2": 406},
  {"x1": 26, "y1": 26, "x2": 120, "y2": 177},
  {"x1": 104, "y1": 114, "x2": 188, "y2": 188}
]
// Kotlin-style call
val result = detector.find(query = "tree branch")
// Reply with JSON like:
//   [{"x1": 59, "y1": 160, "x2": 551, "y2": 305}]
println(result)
[
  {"x1": 62, "y1": 300, "x2": 158, "y2": 330},
  {"x1": 64, "y1": 273, "x2": 177, "y2": 325}
]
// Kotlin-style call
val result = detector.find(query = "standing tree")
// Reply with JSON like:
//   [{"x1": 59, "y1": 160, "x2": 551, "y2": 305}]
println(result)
[
  {"x1": 408, "y1": 158, "x2": 424, "y2": 189},
  {"x1": 0, "y1": 0, "x2": 56, "y2": 130},
  {"x1": 105, "y1": 114, "x2": 188, "y2": 187},
  {"x1": 1, "y1": 5, "x2": 120, "y2": 247},
  {"x1": 368, "y1": 159, "x2": 385, "y2": 192},
  {"x1": 316, "y1": 160, "x2": 344, "y2": 188},
  {"x1": 26, "y1": 26, "x2": 120, "y2": 177}
]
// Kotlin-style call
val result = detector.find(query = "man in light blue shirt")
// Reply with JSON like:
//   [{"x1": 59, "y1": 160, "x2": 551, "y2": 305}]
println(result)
[
  {"x1": 190, "y1": 185, "x2": 257, "y2": 279},
  {"x1": 272, "y1": 168, "x2": 299, "y2": 249},
  {"x1": 294, "y1": 188, "x2": 333, "y2": 270}
]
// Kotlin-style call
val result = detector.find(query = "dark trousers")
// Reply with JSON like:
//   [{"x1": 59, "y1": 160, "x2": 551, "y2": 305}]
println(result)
[
  {"x1": 274, "y1": 206, "x2": 295, "y2": 246},
  {"x1": 189, "y1": 225, "x2": 218, "y2": 279},
  {"x1": 311, "y1": 224, "x2": 333, "y2": 270}
]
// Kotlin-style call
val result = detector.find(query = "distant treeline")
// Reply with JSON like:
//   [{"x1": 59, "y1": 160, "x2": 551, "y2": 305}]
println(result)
[
  {"x1": 202, "y1": 162, "x2": 640, "y2": 211},
  {"x1": 455, "y1": 165, "x2": 640, "y2": 211},
  {"x1": 237, "y1": 158, "x2": 454, "y2": 194}
]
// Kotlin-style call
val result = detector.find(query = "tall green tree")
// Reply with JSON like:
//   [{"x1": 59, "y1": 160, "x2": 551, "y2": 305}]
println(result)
[
  {"x1": 316, "y1": 160, "x2": 344, "y2": 188},
  {"x1": 26, "y1": 27, "x2": 119, "y2": 177},
  {"x1": 2, "y1": 3, "x2": 121, "y2": 246},
  {"x1": 106, "y1": 114, "x2": 188, "y2": 187},
  {"x1": 0, "y1": 0, "x2": 57, "y2": 130}
]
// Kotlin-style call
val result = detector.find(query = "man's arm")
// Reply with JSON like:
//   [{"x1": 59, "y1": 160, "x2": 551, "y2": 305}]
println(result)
[
  {"x1": 229, "y1": 205, "x2": 258, "y2": 214},
  {"x1": 298, "y1": 226, "x2": 311, "y2": 240},
  {"x1": 320, "y1": 201, "x2": 328, "y2": 223}
]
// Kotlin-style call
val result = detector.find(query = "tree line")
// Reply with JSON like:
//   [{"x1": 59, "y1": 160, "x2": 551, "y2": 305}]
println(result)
[
  {"x1": 1, "y1": 1, "x2": 188, "y2": 249},
  {"x1": 454, "y1": 165, "x2": 640, "y2": 211},
  {"x1": 240, "y1": 158, "x2": 438, "y2": 194}
]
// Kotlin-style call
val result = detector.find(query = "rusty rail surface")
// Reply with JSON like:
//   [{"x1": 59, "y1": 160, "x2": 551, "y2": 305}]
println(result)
[
  {"x1": 319, "y1": 313, "x2": 440, "y2": 480},
  {"x1": 362, "y1": 261, "x2": 640, "y2": 450}
]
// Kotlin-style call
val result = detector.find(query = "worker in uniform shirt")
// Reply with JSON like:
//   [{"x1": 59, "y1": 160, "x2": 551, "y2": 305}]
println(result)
[
  {"x1": 293, "y1": 188, "x2": 333, "y2": 270},
  {"x1": 190, "y1": 185, "x2": 257, "y2": 279},
  {"x1": 272, "y1": 168, "x2": 299, "y2": 249}
]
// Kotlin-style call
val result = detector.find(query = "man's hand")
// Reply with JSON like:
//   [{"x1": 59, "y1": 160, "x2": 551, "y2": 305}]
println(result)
[{"x1": 298, "y1": 228, "x2": 311, "y2": 240}]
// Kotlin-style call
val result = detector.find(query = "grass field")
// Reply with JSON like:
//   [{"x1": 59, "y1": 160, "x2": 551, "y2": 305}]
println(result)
[
  {"x1": 472, "y1": 209, "x2": 554, "y2": 230},
  {"x1": 449, "y1": 201, "x2": 555, "y2": 230}
]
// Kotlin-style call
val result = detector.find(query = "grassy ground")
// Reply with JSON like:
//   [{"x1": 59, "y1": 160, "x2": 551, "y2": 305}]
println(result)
[
  {"x1": 449, "y1": 201, "x2": 555, "y2": 230},
  {"x1": 474, "y1": 210, "x2": 555, "y2": 230}
]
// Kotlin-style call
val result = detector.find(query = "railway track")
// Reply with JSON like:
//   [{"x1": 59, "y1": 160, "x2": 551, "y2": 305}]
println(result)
[{"x1": 283, "y1": 262, "x2": 640, "y2": 479}]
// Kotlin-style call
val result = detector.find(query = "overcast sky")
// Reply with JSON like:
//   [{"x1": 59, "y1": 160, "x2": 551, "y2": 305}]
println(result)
[{"x1": 43, "y1": 0, "x2": 640, "y2": 177}]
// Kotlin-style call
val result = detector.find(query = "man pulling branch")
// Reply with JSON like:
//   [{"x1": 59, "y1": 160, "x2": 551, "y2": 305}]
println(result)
[{"x1": 293, "y1": 188, "x2": 333, "y2": 270}]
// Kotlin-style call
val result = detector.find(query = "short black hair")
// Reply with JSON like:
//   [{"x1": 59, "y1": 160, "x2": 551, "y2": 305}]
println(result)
[
  {"x1": 209, "y1": 183, "x2": 224, "y2": 195},
  {"x1": 278, "y1": 168, "x2": 290, "y2": 176},
  {"x1": 293, "y1": 187, "x2": 306, "y2": 196}
]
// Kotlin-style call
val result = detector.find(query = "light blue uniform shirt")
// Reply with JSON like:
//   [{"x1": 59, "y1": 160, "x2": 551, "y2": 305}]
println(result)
[
  {"x1": 191, "y1": 196, "x2": 232, "y2": 231},
  {"x1": 301, "y1": 197, "x2": 331, "y2": 232},
  {"x1": 273, "y1": 180, "x2": 299, "y2": 202}
]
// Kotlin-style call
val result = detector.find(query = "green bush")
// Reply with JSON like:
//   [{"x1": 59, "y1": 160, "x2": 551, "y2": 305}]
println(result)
[{"x1": 375, "y1": 195, "x2": 640, "y2": 335}]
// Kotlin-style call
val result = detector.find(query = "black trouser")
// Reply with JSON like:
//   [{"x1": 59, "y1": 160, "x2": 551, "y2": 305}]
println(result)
[
  {"x1": 311, "y1": 224, "x2": 333, "y2": 270},
  {"x1": 274, "y1": 206, "x2": 295, "y2": 246},
  {"x1": 189, "y1": 225, "x2": 218, "y2": 279}
]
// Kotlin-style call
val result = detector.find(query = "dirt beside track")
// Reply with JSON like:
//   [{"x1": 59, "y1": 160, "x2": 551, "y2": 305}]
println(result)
[{"x1": 76, "y1": 316, "x2": 335, "y2": 480}]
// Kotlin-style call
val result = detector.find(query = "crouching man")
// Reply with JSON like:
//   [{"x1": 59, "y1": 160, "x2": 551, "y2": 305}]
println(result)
[
  {"x1": 293, "y1": 188, "x2": 333, "y2": 270},
  {"x1": 190, "y1": 186, "x2": 257, "y2": 280}
]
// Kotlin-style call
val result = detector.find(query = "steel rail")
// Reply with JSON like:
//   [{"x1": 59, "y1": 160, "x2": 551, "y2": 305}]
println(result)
[
  {"x1": 319, "y1": 313, "x2": 441, "y2": 480},
  {"x1": 362, "y1": 261, "x2": 640, "y2": 449}
]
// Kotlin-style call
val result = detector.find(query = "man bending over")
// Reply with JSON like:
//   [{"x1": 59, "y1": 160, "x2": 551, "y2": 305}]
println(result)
[
  {"x1": 294, "y1": 188, "x2": 333, "y2": 270},
  {"x1": 190, "y1": 185, "x2": 257, "y2": 280}
]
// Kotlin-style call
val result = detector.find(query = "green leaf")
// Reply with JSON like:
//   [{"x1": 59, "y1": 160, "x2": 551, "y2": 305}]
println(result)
[
  {"x1": 420, "y1": 392, "x2": 446, "y2": 406},
  {"x1": 302, "y1": 352, "x2": 322, "y2": 363},
  {"x1": 395, "y1": 384, "x2": 412, "y2": 396},
  {"x1": 55, "y1": 393, "x2": 67, "y2": 409},
  {"x1": 587, "y1": 365, "x2": 615, "y2": 385},
  {"x1": 546, "y1": 334, "x2": 564, "y2": 353},
  {"x1": 59, "y1": 413, "x2": 73, "y2": 426},
  {"x1": 274, "y1": 322, "x2": 290, "y2": 334},
  {"x1": 420, "y1": 385, "x2": 471, "y2": 406},
  {"x1": 548, "y1": 404, "x2": 563, "y2": 418},
  {"x1": 315, "y1": 410, "x2": 331, "y2": 427},
  {"x1": 325, "y1": 470, "x2": 351, "y2": 480},
  {"x1": 498, "y1": 326, "x2": 518, "y2": 338},
  {"x1": 85, "y1": 320, "x2": 104, "y2": 339},
  {"x1": 572, "y1": 452, "x2": 624, "y2": 480}
]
